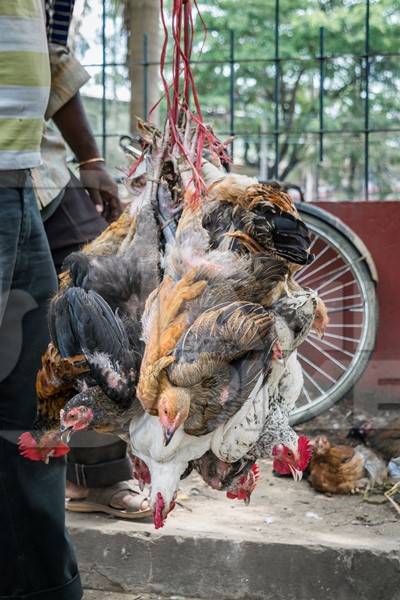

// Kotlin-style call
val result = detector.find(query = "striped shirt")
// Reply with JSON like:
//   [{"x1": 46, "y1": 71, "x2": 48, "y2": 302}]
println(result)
[
  {"x1": 0, "y1": 0, "x2": 50, "y2": 170},
  {"x1": 46, "y1": 0, "x2": 75, "y2": 46}
]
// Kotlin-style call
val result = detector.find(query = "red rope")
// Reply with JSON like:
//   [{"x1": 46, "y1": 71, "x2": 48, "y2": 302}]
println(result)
[{"x1": 131, "y1": 1, "x2": 230, "y2": 199}]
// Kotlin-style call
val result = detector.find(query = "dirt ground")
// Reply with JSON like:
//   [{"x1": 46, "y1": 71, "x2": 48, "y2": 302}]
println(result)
[
  {"x1": 76, "y1": 396, "x2": 400, "y2": 549},
  {"x1": 72, "y1": 456, "x2": 399, "y2": 550},
  {"x1": 79, "y1": 398, "x2": 399, "y2": 600},
  {"x1": 157, "y1": 397, "x2": 400, "y2": 547},
  {"x1": 166, "y1": 459, "x2": 400, "y2": 551},
  {"x1": 80, "y1": 463, "x2": 399, "y2": 600}
]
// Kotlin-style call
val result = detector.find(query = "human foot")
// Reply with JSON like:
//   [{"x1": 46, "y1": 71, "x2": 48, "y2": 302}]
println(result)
[{"x1": 66, "y1": 480, "x2": 150, "y2": 517}]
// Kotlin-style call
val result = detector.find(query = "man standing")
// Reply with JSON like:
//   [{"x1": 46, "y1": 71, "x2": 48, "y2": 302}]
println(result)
[
  {"x1": 0, "y1": 1, "x2": 82, "y2": 598},
  {"x1": 35, "y1": 4, "x2": 149, "y2": 517}
]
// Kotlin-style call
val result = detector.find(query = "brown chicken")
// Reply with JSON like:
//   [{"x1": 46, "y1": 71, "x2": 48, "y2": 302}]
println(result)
[
  {"x1": 308, "y1": 435, "x2": 367, "y2": 494},
  {"x1": 137, "y1": 268, "x2": 208, "y2": 434},
  {"x1": 203, "y1": 176, "x2": 310, "y2": 267},
  {"x1": 36, "y1": 343, "x2": 89, "y2": 409},
  {"x1": 17, "y1": 344, "x2": 90, "y2": 462}
]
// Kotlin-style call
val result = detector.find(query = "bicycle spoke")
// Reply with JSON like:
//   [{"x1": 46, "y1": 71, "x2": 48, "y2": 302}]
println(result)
[
  {"x1": 298, "y1": 353, "x2": 336, "y2": 383},
  {"x1": 308, "y1": 235, "x2": 319, "y2": 252},
  {"x1": 323, "y1": 293, "x2": 361, "y2": 303},
  {"x1": 305, "y1": 254, "x2": 366, "y2": 291},
  {"x1": 328, "y1": 304, "x2": 364, "y2": 314},
  {"x1": 316, "y1": 255, "x2": 368, "y2": 292},
  {"x1": 296, "y1": 238, "x2": 324, "y2": 278},
  {"x1": 316, "y1": 264, "x2": 353, "y2": 292},
  {"x1": 301, "y1": 367, "x2": 325, "y2": 394},
  {"x1": 319, "y1": 280, "x2": 357, "y2": 298},
  {"x1": 304, "y1": 338, "x2": 347, "y2": 371},
  {"x1": 297, "y1": 253, "x2": 339, "y2": 283},
  {"x1": 299, "y1": 262, "x2": 348, "y2": 288},
  {"x1": 323, "y1": 332, "x2": 360, "y2": 343},
  {"x1": 309, "y1": 333, "x2": 356, "y2": 357},
  {"x1": 326, "y1": 323, "x2": 363, "y2": 328},
  {"x1": 302, "y1": 385, "x2": 314, "y2": 405}
]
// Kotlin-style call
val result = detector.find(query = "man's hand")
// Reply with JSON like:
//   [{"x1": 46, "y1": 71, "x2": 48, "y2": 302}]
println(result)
[
  {"x1": 53, "y1": 92, "x2": 122, "y2": 223},
  {"x1": 79, "y1": 162, "x2": 122, "y2": 223}
]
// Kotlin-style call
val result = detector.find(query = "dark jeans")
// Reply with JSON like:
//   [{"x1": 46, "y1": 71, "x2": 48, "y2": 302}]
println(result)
[
  {"x1": 0, "y1": 170, "x2": 82, "y2": 599},
  {"x1": 43, "y1": 173, "x2": 131, "y2": 488}
]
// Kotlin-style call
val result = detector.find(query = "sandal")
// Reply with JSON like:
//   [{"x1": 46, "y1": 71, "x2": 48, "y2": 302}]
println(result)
[{"x1": 65, "y1": 480, "x2": 152, "y2": 519}]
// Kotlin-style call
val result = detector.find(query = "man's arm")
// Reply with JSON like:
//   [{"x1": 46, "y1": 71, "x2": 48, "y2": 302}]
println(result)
[
  {"x1": 47, "y1": 44, "x2": 121, "y2": 222},
  {"x1": 53, "y1": 92, "x2": 121, "y2": 222}
]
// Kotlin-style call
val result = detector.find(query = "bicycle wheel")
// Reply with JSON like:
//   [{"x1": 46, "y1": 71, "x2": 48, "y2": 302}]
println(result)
[{"x1": 290, "y1": 204, "x2": 378, "y2": 425}]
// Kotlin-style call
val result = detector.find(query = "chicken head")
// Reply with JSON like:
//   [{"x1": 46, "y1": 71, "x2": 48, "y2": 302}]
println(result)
[{"x1": 272, "y1": 435, "x2": 312, "y2": 480}]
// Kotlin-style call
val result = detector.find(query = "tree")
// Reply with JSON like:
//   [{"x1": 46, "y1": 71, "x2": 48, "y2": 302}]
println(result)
[
  {"x1": 76, "y1": 0, "x2": 400, "y2": 198},
  {"x1": 122, "y1": 0, "x2": 161, "y2": 132},
  {"x1": 191, "y1": 0, "x2": 400, "y2": 198}
]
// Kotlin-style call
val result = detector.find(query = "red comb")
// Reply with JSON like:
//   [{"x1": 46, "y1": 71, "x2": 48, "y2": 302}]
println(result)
[
  {"x1": 153, "y1": 492, "x2": 165, "y2": 530},
  {"x1": 298, "y1": 435, "x2": 312, "y2": 470}
]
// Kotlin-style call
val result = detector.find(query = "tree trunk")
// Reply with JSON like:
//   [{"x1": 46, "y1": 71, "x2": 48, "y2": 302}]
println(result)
[{"x1": 125, "y1": 0, "x2": 160, "y2": 134}]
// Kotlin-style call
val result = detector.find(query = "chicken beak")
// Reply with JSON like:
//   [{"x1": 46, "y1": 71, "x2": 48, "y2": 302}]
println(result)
[
  {"x1": 244, "y1": 496, "x2": 251, "y2": 506},
  {"x1": 289, "y1": 465, "x2": 303, "y2": 482},
  {"x1": 295, "y1": 469, "x2": 303, "y2": 482},
  {"x1": 60, "y1": 427, "x2": 73, "y2": 444},
  {"x1": 313, "y1": 327, "x2": 324, "y2": 339},
  {"x1": 163, "y1": 428, "x2": 174, "y2": 446}
]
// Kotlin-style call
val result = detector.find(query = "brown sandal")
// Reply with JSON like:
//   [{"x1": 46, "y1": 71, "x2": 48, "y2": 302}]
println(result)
[{"x1": 66, "y1": 481, "x2": 152, "y2": 519}]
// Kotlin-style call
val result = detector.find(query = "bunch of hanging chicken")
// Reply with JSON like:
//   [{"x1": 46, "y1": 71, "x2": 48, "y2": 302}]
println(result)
[{"x1": 19, "y1": 121, "x2": 328, "y2": 528}]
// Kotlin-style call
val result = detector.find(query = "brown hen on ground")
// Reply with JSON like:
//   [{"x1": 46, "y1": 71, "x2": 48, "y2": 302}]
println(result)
[{"x1": 308, "y1": 435, "x2": 367, "y2": 494}]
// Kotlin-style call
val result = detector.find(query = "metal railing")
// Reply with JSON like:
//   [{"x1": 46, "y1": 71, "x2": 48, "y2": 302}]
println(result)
[{"x1": 81, "y1": 0, "x2": 400, "y2": 201}]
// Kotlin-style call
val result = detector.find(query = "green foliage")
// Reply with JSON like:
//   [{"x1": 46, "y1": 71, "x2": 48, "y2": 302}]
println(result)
[
  {"x1": 189, "y1": 0, "x2": 400, "y2": 198},
  {"x1": 82, "y1": 0, "x2": 400, "y2": 198}
]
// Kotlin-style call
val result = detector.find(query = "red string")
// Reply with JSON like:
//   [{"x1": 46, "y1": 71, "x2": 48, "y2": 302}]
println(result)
[{"x1": 135, "y1": 1, "x2": 231, "y2": 203}]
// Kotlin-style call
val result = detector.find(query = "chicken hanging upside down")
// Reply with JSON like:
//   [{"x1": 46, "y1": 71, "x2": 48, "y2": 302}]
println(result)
[
  {"x1": 18, "y1": 344, "x2": 90, "y2": 462},
  {"x1": 16, "y1": 0, "x2": 332, "y2": 534},
  {"x1": 17, "y1": 165, "x2": 325, "y2": 527}
]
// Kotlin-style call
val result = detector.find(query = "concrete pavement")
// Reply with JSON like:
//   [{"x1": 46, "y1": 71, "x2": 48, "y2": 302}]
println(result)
[{"x1": 72, "y1": 460, "x2": 400, "y2": 600}]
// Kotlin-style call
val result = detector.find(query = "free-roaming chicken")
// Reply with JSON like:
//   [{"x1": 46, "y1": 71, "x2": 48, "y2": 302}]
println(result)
[{"x1": 308, "y1": 435, "x2": 387, "y2": 494}]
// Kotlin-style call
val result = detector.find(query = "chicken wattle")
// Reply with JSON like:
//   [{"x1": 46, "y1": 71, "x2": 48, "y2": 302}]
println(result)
[
  {"x1": 18, "y1": 431, "x2": 70, "y2": 463},
  {"x1": 226, "y1": 463, "x2": 260, "y2": 504}
]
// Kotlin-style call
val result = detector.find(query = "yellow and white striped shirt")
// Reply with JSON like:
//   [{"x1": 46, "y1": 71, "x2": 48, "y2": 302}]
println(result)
[{"x1": 0, "y1": 0, "x2": 50, "y2": 169}]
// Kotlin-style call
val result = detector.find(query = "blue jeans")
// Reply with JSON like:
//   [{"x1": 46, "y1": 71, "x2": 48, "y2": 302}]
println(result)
[{"x1": 0, "y1": 171, "x2": 82, "y2": 599}]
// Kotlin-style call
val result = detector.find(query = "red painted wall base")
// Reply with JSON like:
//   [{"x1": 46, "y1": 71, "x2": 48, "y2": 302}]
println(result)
[{"x1": 316, "y1": 201, "x2": 400, "y2": 416}]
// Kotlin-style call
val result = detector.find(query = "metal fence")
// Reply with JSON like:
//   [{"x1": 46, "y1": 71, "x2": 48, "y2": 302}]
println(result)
[{"x1": 80, "y1": 0, "x2": 400, "y2": 201}]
